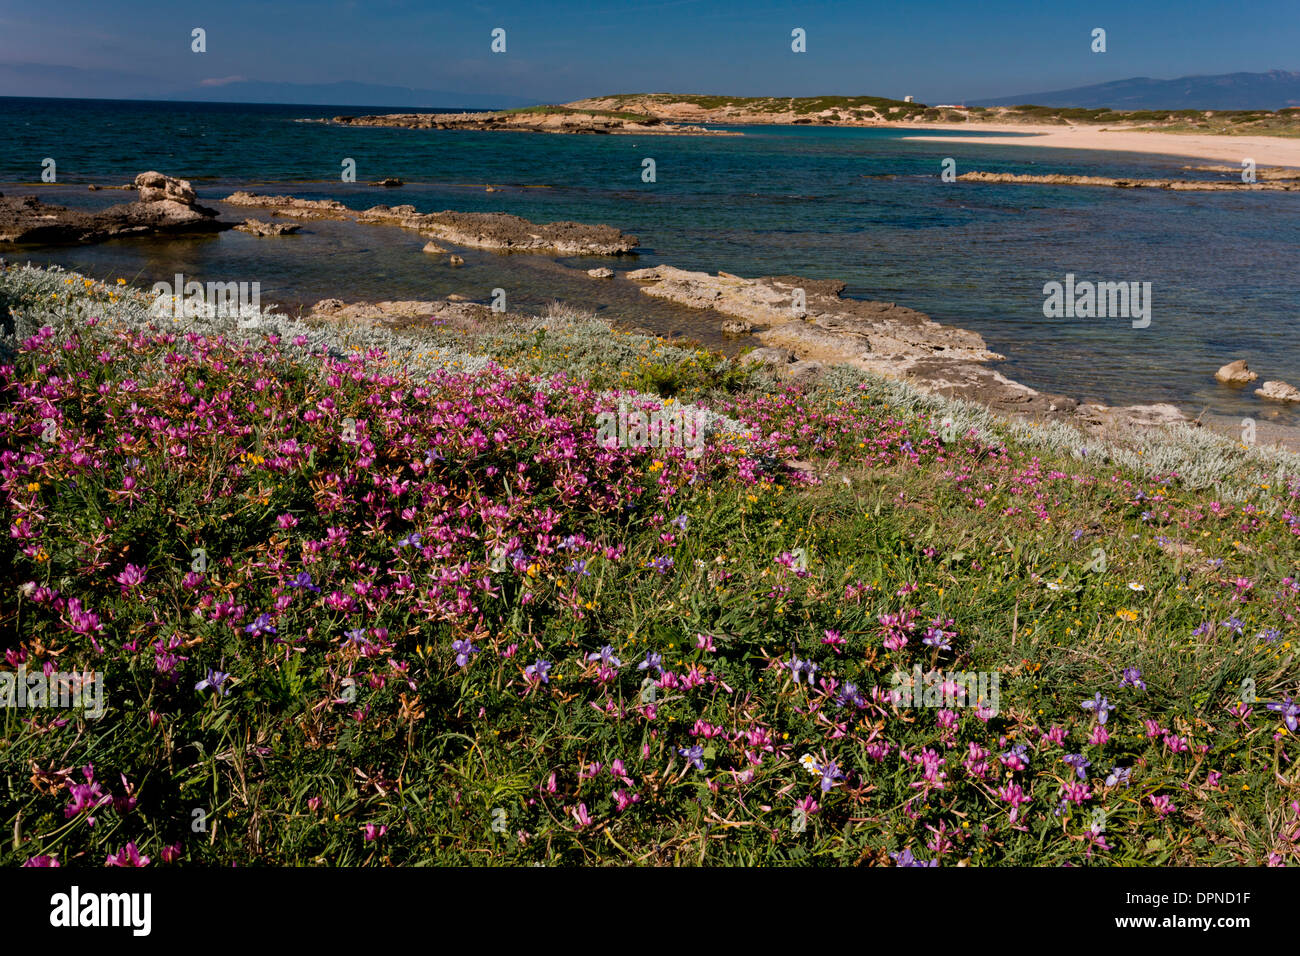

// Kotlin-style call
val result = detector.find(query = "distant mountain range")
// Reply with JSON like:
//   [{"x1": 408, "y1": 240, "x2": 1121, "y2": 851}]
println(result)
[
  {"x1": 172, "y1": 80, "x2": 540, "y2": 110},
  {"x1": 0, "y1": 64, "x2": 539, "y2": 110},
  {"x1": 972, "y1": 70, "x2": 1300, "y2": 110}
]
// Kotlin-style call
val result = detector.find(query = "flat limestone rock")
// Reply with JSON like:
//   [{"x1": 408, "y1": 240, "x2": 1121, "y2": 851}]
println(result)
[
  {"x1": 1256, "y1": 380, "x2": 1300, "y2": 403},
  {"x1": 631, "y1": 263, "x2": 1191, "y2": 435},
  {"x1": 957, "y1": 170, "x2": 1298, "y2": 192},
  {"x1": 0, "y1": 188, "x2": 225, "y2": 246},
  {"x1": 234, "y1": 218, "x2": 301, "y2": 237},
  {"x1": 224, "y1": 192, "x2": 637, "y2": 255}
]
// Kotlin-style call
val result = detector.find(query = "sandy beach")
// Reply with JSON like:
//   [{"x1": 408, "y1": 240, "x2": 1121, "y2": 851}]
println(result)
[{"x1": 892, "y1": 122, "x2": 1300, "y2": 169}]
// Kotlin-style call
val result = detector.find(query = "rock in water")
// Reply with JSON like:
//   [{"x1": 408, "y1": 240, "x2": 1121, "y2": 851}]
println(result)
[
  {"x1": 1256, "y1": 380, "x2": 1300, "y2": 403},
  {"x1": 422, "y1": 241, "x2": 449, "y2": 254},
  {"x1": 1, "y1": 171, "x2": 226, "y2": 246},
  {"x1": 587, "y1": 267, "x2": 614, "y2": 279},
  {"x1": 135, "y1": 171, "x2": 198, "y2": 204},
  {"x1": 234, "y1": 218, "x2": 301, "y2": 237},
  {"x1": 1215, "y1": 359, "x2": 1258, "y2": 384}
]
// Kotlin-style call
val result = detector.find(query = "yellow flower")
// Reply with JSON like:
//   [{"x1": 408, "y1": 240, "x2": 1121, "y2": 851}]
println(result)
[
  {"x1": 26, "y1": 482, "x2": 39, "y2": 492},
  {"x1": 1116, "y1": 609, "x2": 1138, "y2": 622}
]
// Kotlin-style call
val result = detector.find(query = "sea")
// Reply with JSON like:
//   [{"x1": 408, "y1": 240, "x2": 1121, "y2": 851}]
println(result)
[{"x1": 2, "y1": 96, "x2": 1298, "y2": 426}]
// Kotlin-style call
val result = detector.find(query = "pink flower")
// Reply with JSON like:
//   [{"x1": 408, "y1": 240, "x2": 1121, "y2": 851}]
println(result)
[
  {"x1": 115, "y1": 563, "x2": 147, "y2": 593},
  {"x1": 105, "y1": 842, "x2": 150, "y2": 867},
  {"x1": 1149, "y1": 794, "x2": 1175, "y2": 817}
]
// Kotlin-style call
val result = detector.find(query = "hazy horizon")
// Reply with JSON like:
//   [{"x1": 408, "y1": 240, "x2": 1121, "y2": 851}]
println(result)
[{"x1": 1, "y1": 0, "x2": 1297, "y2": 107}]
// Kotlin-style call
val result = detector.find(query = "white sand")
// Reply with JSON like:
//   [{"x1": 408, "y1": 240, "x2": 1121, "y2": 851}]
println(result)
[{"x1": 891, "y1": 123, "x2": 1300, "y2": 170}]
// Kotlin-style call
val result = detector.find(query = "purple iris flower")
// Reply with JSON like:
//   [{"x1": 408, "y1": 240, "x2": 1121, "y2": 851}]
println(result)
[
  {"x1": 289, "y1": 572, "x2": 321, "y2": 593},
  {"x1": 1105, "y1": 766, "x2": 1132, "y2": 788},
  {"x1": 678, "y1": 745, "x2": 705, "y2": 772},
  {"x1": 1062, "y1": 753, "x2": 1091, "y2": 781},
  {"x1": 1080, "y1": 693, "x2": 1115, "y2": 724},
  {"x1": 922, "y1": 627, "x2": 952, "y2": 652},
  {"x1": 837, "y1": 682, "x2": 865, "y2": 709},
  {"x1": 637, "y1": 652, "x2": 664, "y2": 676},
  {"x1": 817, "y1": 758, "x2": 845, "y2": 793},
  {"x1": 586, "y1": 645, "x2": 622, "y2": 669},
  {"x1": 671, "y1": 514, "x2": 689, "y2": 532},
  {"x1": 1119, "y1": 667, "x2": 1146, "y2": 690},
  {"x1": 1267, "y1": 696, "x2": 1300, "y2": 732},
  {"x1": 525, "y1": 659, "x2": 552, "y2": 684},
  {"x1": 452, "y1": 639, "x2": 478, "y2": 668},
  {"x1": 890, "y1": 848, "x2": 937, "y2": 867},
  {"x1": 196, "y1": 669, "x2": 231, "y2": 696},
  {"x1": 396, "y1": 532, "x2": 422, "y2": 548},
  {"x1": 244, "y1": 614, "x2": 276, "y2": 637},
  {"x1": 788, "y1": 656, "x2": 818, "y2": 686},
  {"x1": 566, "y1": 559, "x2": 590, "y2": 577}
]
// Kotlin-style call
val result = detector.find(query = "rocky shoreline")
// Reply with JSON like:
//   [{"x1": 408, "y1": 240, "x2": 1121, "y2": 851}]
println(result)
[
  {"x1": 623, "y1": 265, "x2": 1187, "y2": 435},
  {"x1": 0, "y1": 174, "x2": 640, "y2": 256},
  {"x1": 222, "y1": 191, "x2": 638, "y2": 255},
  {"x1": 2, "y1": 171, "x2": 1279, "y2": 444}
]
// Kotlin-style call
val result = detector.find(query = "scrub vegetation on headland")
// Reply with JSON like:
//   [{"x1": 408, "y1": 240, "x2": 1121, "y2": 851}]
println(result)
[
  {"x1": 2, "y1": 261, "x2": 1299, "y2": 867},
  {"x1": 566, "y1": 94, "x2": 1300, "y2": 136},
  {"x1": 324, "y1": 94, "x2": 1300, "y2": 138}
]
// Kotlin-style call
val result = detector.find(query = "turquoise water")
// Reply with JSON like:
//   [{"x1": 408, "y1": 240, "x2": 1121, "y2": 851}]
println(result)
[{"x1": 3, "y1": 96, "x2": 1299, "y2": 423}]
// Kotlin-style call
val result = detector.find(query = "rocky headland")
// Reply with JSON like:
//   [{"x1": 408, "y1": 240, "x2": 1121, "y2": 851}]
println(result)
[{"x1": 325, "y1": 109, "x2": 735, "y2": 135}]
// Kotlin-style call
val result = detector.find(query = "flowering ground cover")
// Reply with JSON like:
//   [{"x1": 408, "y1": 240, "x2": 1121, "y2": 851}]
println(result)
[{"x1": 2, "y1": 264, "x2": 1298, "y2": 866}]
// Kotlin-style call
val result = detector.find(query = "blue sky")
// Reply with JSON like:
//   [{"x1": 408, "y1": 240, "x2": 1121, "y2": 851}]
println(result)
[{"x1": 0, "y1": 0, "x2": 1296, "y2": 103}]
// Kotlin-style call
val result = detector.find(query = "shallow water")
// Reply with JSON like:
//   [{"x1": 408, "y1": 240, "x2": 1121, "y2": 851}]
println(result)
[{"x1": 3, "y1": 96, "x2": 1299, "y2": 425}]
